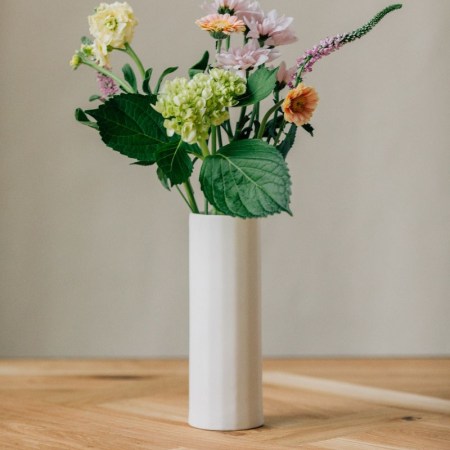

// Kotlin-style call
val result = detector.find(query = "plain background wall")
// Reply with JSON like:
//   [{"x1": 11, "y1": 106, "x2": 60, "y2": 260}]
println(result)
[{"x1": 1, "y1": 0, "x2": 449, "y2": 357}]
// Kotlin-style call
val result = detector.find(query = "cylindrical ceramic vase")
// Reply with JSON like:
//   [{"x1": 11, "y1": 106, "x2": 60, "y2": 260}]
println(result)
[{"x1": 188, "y1": 213, "x2": 263, "y2": 431}]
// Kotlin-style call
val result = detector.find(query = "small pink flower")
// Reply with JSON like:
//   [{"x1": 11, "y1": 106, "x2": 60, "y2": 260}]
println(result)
[
  {"x1": 276, "y1": 61, "x2": 297, "y2": 87},
  {"x1": 203, "y1": 0, "x2": 263, "y2": 23},
  {"x1": 246, "y1": 9, "x2": 297, "y2": 46},
  {"x1": 97, "y1": 71, "x2": 119, "y2": 99},
  {"x1": 216, "y1": 39, "x2": 279, "y2": 75}
]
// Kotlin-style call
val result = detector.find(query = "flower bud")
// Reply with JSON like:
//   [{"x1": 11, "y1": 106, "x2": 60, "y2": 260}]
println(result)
[{"x1": 69, "y1": 53, "x2": 82, "y2": 69}]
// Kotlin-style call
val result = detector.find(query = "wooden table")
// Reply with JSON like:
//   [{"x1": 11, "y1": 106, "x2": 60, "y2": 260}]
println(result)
[{"x1": 1, "y1": 359, "x2": 449, "y2": 449}]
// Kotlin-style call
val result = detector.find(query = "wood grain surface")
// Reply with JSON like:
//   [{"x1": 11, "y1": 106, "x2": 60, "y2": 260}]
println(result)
[{"x1": 0, "y1": 359, "x2": 449, "y2": 449}]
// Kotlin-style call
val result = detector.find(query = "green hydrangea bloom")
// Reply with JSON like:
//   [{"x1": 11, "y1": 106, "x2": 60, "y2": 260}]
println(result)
[{"x1": 154, "y1": 69, "x2": 246, "y2": 144}]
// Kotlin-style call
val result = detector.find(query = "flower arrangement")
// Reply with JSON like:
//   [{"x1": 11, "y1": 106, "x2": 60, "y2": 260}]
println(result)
[{"x1": 72, "y1": 1, "x2": 402, "y2": 218}]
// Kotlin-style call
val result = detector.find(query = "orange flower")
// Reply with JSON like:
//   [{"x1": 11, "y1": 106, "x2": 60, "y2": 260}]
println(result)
[
  {"x1": 282, "y1": 84, "x2": 319, "y2": 126},
  {"x1": 196, "y1": 13, "x2": 246, "y2": 36}
]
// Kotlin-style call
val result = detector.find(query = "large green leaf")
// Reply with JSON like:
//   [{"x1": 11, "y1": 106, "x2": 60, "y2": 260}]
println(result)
[
  {"x1": 236, "y1": 67, "x2": 278, "y2": 106},
  {"x1": 156, "y1": 140, "x2": 193, "y2": 185},
  {"x1": 86, "y1": 93, "x2": 171, "y2": 162},
  {"x1": 200, "y1": 140, "x2": 292, "y2": 218}
]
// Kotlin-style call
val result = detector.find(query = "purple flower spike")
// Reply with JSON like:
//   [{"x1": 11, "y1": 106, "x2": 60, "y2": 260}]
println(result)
[
  {"x1": 289, "y1": 34, "x2": 345, "y2": 87},
  {"x1": 289, "y1": 4, "x2": 403, "y2": 87}
]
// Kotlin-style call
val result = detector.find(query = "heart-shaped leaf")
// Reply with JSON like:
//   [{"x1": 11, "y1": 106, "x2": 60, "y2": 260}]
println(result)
[
  {"x1": 200, "y1": 139, "x2": 292, "y2": 218},
  {"x1": 86, "y1": 93, "x2": 171, "y2": 162},
  {"x1": 156, "y1": 140, "x2": 193, "y2": 185},
  {"x1": 236, "y1": 67, "x2": 278, "y2": 106}
]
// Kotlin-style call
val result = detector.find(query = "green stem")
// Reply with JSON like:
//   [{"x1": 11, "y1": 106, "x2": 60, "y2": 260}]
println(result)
[
  {"x1": 216, "y1": 39, "x2": 223, "y2": 54},
  {"x1": 217, "y1": 125, "x2": 224, "y2": 148},
  {"x1": 125, "y1": 43, "x2": 146, "y2": 79},
  {"x1": 273, "y1": 91, "x2": 280, "y2": 121},
  {"x1": 267, "y1": 91, "x2": 280, "y2": 142},
  {"x1": 225, "y1": 121, "x2": 233, "y2": 137},
  {"x1": 234, "y1": 106, "x2": 247, "y2": 140},
  {"x1": 198, "y1": 140, "x2": 210, "y2": 158},
  {"x1": 257, "y1": 100, "x2": 284, "y2": 140},
  {"x1": 224, "y1": 109, "x2": 233, "y2": 136},
  {"x1": 183, "y1": 180, "x2": 199, "y2": 214},
  {"x1": 211, "y1": 126, "x2": 217, "y2": 154},
  {"x1": 176, "y1": 185, "x2": 193, "y2": 211},
  {"x1": 248, "y1": 102, "x2": 259, "y2": 136},
  {"x1": 221, "y1": 123, "x2": 232, "y2": 141},
  {"x1": 295, "y1": 55, "x2": 312, "y2": 86},
  {"x1": 81, "y1": 57, "x2": 135, "y2": 93},
  {"x1": 273, "y1": 119, "x2": 286, "y2": 146}
]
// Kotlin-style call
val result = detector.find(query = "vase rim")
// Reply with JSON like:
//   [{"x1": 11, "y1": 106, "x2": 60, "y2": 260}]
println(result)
[{"x1": 189, "y1": 212, "x2": 259, "y2": 222}]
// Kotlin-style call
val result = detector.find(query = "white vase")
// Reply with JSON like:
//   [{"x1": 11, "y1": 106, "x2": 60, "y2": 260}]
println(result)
[{"x1": 188, "y1": 213, "x2": 263, "y2": 431}]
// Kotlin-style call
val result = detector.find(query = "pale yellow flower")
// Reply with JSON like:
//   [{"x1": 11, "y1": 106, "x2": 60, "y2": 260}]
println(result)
[{"x1": 88, "y1": 2, "x2": 137, "y2": 50}]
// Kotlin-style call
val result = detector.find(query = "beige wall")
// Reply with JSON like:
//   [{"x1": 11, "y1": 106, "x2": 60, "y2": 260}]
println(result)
[{"x1": 1, "y1": 0, "x2": 449, "y2": 357}]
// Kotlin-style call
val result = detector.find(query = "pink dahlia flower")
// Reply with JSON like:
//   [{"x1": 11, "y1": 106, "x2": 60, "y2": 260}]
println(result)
[
  {"x1": 202, "y1": 0, "x2": 263, "y2": 23},
  {"x1": 246, "y1": 9, "x2": 297, "y2": 46},
  {"x1": 216, "y1": 39, "x2": 279, "y2": 75}
]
